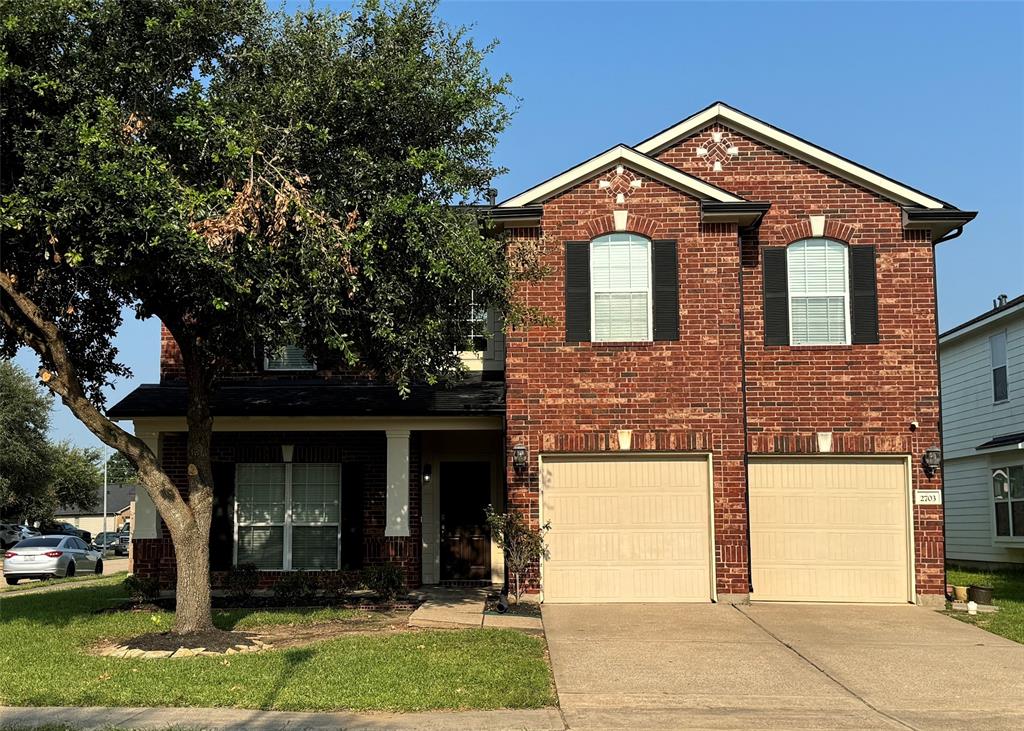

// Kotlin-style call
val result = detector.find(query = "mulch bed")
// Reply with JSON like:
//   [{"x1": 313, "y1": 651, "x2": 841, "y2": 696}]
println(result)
[
  {"x1": 484, "y1": 594, "x2": 543, "y2": 618},
  {"x1": 123, "y1": 628, "x2": 258, "y2": 653},
  {"x1": 100, "y1": 594, "x2": 421, "y2": 614}
]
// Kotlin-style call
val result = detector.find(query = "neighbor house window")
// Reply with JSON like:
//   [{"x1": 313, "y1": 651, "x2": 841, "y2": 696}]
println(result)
[
  {"x1": 993, "y1": 465, "x2": 1024, "y2": 538},
  {"x1": 235, "y1": 463, "x2": 341, "y2": 570},
  {"x1": 787, "y1": 238, "x2": 849, "y2": 345},
  {"x1": 991, "y1": 331, "x2": 1008, "y2": 402},
  {"x1": 590, "y1": 233, "x2": 652, "y2": 342},
  {"x1": 466, "y1": 292, "x2": 489, "y2": 353},
  {"x1": 264, "y1": 344, "x2": 315, "y2": 371}
]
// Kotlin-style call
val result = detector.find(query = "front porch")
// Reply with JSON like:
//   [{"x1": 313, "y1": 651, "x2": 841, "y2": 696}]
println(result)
[{"x1": 112, "y1": 383, "x2": 506, "y2": 592}]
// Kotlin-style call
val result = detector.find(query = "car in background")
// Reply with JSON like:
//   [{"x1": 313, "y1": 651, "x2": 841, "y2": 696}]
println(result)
[
  {"x1": 0, "y1": 523, "x2": 26, "y2": 549},
  {"x1": 117, "y1": 528, "x2": 131, "y2": 553},
  {"x1": 34, "y1": 521, "x2": 91, "y2": 545},
  {"x1": 3, "y1": 535, "x2": 102, "y2": 585},
  {"x1": 92, "y1": 531, "x2": 128, "y2": 556}
]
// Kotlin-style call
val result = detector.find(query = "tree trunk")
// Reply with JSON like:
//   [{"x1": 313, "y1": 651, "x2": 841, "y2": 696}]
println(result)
[{"x1": 170, "y1": 529, "x2": 214, "y2": 634}]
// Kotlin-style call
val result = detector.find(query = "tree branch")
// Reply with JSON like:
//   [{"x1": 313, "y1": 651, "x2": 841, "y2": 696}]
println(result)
[{"x1": 0, "y1": 272, "x2": 193, "y2": 533}]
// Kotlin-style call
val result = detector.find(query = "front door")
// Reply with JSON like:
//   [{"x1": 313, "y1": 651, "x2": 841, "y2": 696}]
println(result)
[{"x1": 440, "y1": 461, "x2": 492, "y2": 581}]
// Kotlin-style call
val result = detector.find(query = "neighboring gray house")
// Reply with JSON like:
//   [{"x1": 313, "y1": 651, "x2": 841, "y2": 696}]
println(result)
[
  {"x1": 55, "y1": 483, "x2": 136, "y2": 538},
  {"x1": 940, "y1": 293, "x2": 1024, "y2": 567}
]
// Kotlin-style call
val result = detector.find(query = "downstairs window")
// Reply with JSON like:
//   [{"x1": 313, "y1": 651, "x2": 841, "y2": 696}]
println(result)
[{"x1": 235, "y1": 462, "x2": 341, "y2": 570}]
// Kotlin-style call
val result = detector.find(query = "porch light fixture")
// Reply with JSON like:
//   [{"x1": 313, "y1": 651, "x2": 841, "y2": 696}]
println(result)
[
  {"x1": 923, "y1": 446, "x2": 942, "y2": 477},
  {"x1": 422, "y1": 463, "x2": 432, "y2": 484},
  {"x1": 512, "y1": 444, "x2": 528, "y2": 473}
]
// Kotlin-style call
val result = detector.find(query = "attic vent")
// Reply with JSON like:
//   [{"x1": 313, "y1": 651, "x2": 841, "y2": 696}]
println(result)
[{"x1": 993, "y1": 293, "x2": 1009, "y2": 309}]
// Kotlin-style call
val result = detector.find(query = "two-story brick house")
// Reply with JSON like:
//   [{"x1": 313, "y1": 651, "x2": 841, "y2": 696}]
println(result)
[{"x1": 110, "y1": 102, "x2": 975, "y2": 605}]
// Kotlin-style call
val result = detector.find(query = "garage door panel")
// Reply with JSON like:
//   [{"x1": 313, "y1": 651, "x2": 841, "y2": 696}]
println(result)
[
  {"x1": 542, "y1": 456, "x2": 712, "y2": 603},
  {"x1": 749, "y1": 458, "x2": 910, "y2": 603}
]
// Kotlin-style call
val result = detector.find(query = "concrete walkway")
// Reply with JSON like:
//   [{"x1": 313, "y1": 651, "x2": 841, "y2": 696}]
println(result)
[
  {"x1": 543, "y1": 602, "x2": 1024, "y2": 730},
  {"x1": 0, "y1": 705, "x2": 565, "y2": 730},
  {"x1": 408, "y1": 587, "x2": 543, "y2": 633}
]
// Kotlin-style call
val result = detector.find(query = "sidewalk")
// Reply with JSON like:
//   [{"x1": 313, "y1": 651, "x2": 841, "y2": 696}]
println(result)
[
  {"x1": 408, "y1": 587, "x2": 544, "y2": 634},
  {"x1": 0, "y1": 705, "x2": 565, "y2": 730}
]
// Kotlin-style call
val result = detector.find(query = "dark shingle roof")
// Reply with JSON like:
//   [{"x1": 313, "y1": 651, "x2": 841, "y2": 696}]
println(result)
[
  {"x1": 976, "y1": 432, "x2": 1024, "y2": 451},
  {"x1": 107, "y1": 381, "x2": 505, "y2": 419},
  {"x1": 56, "y1": 483, "x2": 135, "y2": 516}
]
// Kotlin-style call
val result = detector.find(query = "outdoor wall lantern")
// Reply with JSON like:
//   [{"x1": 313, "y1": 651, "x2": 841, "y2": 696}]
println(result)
[
  {"x1": 422, "y1": 463, "x2": 432, "y2": 484},
  {"x1": 512, "y1": 444, "x2": 529, "y2": 473},
  {"x1": 923, "y1": 446, "x2": 942, "y2": 477}
]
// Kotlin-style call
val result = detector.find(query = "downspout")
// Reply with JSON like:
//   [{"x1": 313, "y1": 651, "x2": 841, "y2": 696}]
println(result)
[{"x1": 931, "y1": 226, "x2": 960, "y2": 602}]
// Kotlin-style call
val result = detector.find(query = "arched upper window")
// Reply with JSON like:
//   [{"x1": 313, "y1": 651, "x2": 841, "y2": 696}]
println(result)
[
  {"x1": 590, "y1": 233, "x2": 652, "y2": 342},
  {"x1": 787, "y1": 238, "x2": 849, "y2": 345}
]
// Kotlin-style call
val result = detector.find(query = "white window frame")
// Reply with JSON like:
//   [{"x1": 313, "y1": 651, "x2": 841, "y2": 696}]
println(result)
[
  {"x1": 992, "y1": 465, "x2": 1024, "y2": 542},
  {"x1": 233, "y1": 462, "x2": 342, "y2": 571},
  {"x1": 263, "y1": 344, "x2": 317, "y2": 372},
  {"x1": 787, "y1": 238, "x2": 851, "y2": 346},
  {"x1": 589, "y1": 233, "x2": 653, "y2": 343},
  {"x1": 991, "y1": 331, "x2": 1009, "y2": 403}
]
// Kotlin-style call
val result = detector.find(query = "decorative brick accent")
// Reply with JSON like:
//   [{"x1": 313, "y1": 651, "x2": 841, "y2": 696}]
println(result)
[{"x1": 581, "y1": 212, "x2": 662, "y2": 239}]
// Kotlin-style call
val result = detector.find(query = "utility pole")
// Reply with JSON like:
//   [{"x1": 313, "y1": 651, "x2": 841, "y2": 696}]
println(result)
[{"x1": 101, "y1": 447, "x2": 108, "y2": 556}]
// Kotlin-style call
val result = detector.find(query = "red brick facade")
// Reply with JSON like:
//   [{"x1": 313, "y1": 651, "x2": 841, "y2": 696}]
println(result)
[
  {"x1": 505, "y1": 121, "x2": 945, "y2": 598},
  {"x1": 142, "y1": 110, "x2": 950, "y2": 601}
]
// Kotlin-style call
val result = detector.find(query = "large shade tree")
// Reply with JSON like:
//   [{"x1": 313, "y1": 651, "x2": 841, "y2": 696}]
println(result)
[{"x1": 1, "y1": 0, "x2": 524, "y2": 633}]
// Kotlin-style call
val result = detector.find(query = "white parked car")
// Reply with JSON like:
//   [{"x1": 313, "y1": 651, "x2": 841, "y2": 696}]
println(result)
[
  {"x1": 3, "y1": 535, "x2": 103, "y2": 585},
  {"x1": 0, "y1": 523, "x2": 25, "y2": 549}
]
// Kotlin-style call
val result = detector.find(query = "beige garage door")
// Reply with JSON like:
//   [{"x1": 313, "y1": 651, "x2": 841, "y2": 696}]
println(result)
[
  {"x1": 541, "y1": 455, "x2": 712, "y2": 603},
  {"x1": 749, "y1": 457, "x2": 911, "y2": 603}
]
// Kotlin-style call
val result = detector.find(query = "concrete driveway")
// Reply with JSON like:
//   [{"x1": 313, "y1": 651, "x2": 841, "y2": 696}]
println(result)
[{"x1": 543, "y1": 603, "x2": 1024, "y2": 730}]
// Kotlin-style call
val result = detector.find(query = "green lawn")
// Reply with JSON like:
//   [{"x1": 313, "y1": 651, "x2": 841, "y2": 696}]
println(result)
[
  {"x1": 946, "y1": 566, "x2": 1024, "y2": 644},
  {"x1": 0, "y1": 570, "x2": 128, "y2": 593},
  {"x1": 0, "y1": 578, "x2": 555, "y2": 712}
]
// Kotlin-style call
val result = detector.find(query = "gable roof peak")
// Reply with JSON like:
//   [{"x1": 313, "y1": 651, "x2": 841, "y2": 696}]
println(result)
[
  {"x1": 635, "y1": 101, "x2": 957, "y2": 211},
  {"x1": 498, "y1": 143, "x2": 744, "y2": 208}
]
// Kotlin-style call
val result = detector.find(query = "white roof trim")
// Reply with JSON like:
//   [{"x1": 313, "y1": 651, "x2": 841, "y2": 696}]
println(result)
[
  {"x1": 635, "y1": 103, "x2": 949, "y2": 210},
  {"x1": 498, "y1": 144, "x2": 744, "y2": 208},
  {"x1": 939, "y1": 299, "x2": 1024, "y2": 345}
]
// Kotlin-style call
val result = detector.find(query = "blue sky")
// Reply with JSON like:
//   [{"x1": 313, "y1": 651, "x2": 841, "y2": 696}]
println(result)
[{"x1": 15, "y1": 1, "x2": 1024, "y2": 448}]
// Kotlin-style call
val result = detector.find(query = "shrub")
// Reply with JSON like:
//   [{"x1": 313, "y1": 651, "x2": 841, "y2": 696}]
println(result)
[
  {"x1": 318, "y1": 571, "x2": 351, "y2": 602},
  {"x1": 123, "y1": 574, "x2": 160, "y2": 603},
  {"x1": 272, "y1": 571, "x2": 319, "y2": 606},
  {"x1": 226, "y1": 563, "x2": 260, "y2": 602},
  {"x1": 485, "y1": 507, "x2": 551, "y2": 604},
  {"x1": 361, "y1": 563, "x2": 405, "y2": 602}
]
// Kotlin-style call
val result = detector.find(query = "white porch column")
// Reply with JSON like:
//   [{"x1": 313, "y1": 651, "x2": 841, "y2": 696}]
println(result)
[
  {"x1": 385, "y1": 430, "x2": 411, "y2": 537},
  {"x1": 133, "y1": 430, "x2": 160, "y2": 540}
]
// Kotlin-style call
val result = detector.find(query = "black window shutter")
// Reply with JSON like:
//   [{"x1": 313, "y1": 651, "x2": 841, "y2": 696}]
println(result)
[
  {"x1": 341, "y1": 463, "x2": 364, "y2": 570},
  {"x1": 652, "y1": 239, "x2": 680, "y2": 341},
  {"x1": 209, "y1": 462, "x2": 235, "y2": 571},
  {"x1": 565, "y1": 241, "x2": 591, "y2": 342},
  {"x1": 850, "y1": 245, "x2": 879, "y2": 344},
  {"x1": 762, "y1": 248, "x2": 789, "y2": 345}
]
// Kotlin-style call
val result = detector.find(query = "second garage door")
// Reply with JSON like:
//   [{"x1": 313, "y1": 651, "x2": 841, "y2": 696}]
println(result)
[
  {"x1": 541, "y1": 455, "x2": 712, "y2": 603},
  {"x1": 749, "y1": 457, "x2": 912, "y2": 603}
]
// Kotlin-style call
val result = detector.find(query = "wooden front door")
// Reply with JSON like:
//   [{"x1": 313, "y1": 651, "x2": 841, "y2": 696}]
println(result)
[{"x1": 440, "y1": 461, "x2": 492, "y2": 581}]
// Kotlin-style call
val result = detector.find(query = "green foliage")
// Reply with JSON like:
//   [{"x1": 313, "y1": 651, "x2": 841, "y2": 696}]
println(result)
[
  {"x1": 485, "y1": 507, "x2": 551, "y2": 604},
  {"x1": 361, "y1": 563, "x2": 406, "y2": 602},
  {"x1": 272, "y1": 570, "x2": 320, "y2": 606},
  {"x1": 0, "y1": 579, "x2": 555, "y2": 711},
  {"x1": 225, "y1": 563, "x2": 260, "y2": 602},
  {"x1": 104, "y1": 451, "x2": 137, "y2": 484},
  {"x1": 123, "y1": 574, "x2": 161, "y2": 603},
  {"x1": 1, "y1": 0, "x2": 522, "y2": 395},
  {"x1": 318, "y1": 570, "x2": 351, "y2": 602},
  {"x1": 0, "y1": 360, "x2": 102, "y2": 520}
]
